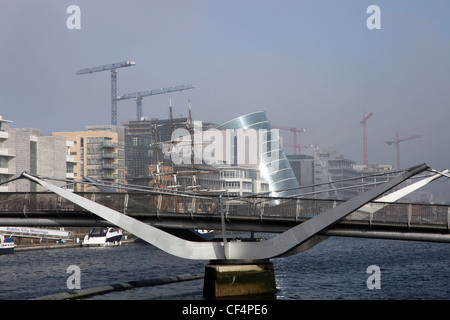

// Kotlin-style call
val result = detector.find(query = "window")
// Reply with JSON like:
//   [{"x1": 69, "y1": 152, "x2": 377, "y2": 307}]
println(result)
[{"x1": 0, "y1": 156, "x2": 7, "y2": 168}]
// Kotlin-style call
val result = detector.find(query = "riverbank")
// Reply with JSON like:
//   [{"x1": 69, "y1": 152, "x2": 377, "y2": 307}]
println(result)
[
  {"x1": 15, "y1": 242, "x2": 81, "y2": 252},
  {"x1": 14, "y1": 238, "x2": 137, "y2": 252}
]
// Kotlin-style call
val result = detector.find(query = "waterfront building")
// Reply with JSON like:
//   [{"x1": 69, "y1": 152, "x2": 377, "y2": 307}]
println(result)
[
  {"x1": 125, "y1": 134, "x2": 158, "y2": 186},
  {"x1": 124, "y1": 116, "x2": 215, "y2": 187},
  {"x1": 286, "y1": 154, "x2": 315, "y2": 195},
  {"x1": 175, "y1": 164, "x2": 269, "y2": 197},
  {"x1": 125, "y1": 117, "x2": 189, "y2": 143},
  {"x1": 65, "y1": 140, "x2": 79, "y2": 191},
  {"x1": 313, "y1": 145, "x2": 359, "y2": 200},
  {"x1": 218, "y1": 166, "x2": 269, "y2": 196},
  {"x1": 53, "y1": 126, "x2": 126, "y2": 192},
  {"x1": 125, "y1": 117, "x2": 216, "y2": 143},
  {"x1": 216, "y1": 111, "x2": 301, "y2": 198},
  {"x1": 0, "y1": 115, "x2": 13, "y2": 191},
  {"x1": 0, "y1": 115, "x2": 68, "y2": 192}
]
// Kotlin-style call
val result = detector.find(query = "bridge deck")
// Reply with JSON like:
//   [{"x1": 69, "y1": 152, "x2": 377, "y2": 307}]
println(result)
[{"x1": 0, "y1": 192, "x2": 449, "y2": 238}]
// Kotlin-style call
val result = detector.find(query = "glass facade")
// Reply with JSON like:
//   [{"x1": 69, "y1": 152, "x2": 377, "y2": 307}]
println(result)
[{"x1": 217, "y1": 111, "x2": 301, "y2": 198}]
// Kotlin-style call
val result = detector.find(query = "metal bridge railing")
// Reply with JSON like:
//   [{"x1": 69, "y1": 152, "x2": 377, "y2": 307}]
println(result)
[{"x1": 0, "y1": 192, "x2": 449, "y2": 230}]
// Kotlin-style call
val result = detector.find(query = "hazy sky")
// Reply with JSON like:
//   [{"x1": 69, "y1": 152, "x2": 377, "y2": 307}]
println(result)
[{"x1": 1, "y1": 1, "x2": 449, "y2": 195}]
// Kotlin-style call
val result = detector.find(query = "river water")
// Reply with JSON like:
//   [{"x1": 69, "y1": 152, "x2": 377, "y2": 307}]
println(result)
[{"x1": 1, "y1": 236, "x2": 450, "y2": 300}]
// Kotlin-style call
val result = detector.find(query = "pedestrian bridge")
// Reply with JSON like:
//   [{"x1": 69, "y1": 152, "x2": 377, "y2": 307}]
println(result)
[{"x1": 0, "y1": 164, "x2": 449, "y2": 247}]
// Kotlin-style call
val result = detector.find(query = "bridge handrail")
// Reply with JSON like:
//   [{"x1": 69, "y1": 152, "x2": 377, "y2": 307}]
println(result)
[{"x1": 1, "y1": 192, "x2": 449, "y2": 228}]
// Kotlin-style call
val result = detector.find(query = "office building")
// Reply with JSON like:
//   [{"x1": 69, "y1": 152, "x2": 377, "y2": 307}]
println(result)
[{"x1": 287, "y1": 154, "x2": 315, "y2": 195}]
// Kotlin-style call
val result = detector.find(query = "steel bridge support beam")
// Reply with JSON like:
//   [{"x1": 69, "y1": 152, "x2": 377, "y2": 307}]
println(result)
[{"x1": 20, "y1": 164, "x2": 429, "y2": 260}]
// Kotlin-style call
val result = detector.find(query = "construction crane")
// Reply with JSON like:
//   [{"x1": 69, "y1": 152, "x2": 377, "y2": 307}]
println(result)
[
  {"x1": 76, "y1": 60, "x2": 136, "y2": 126},
  {"x1": 361, "y1": 112, "x2": 374, "y2": 166},
  {"x1": 272, "y1": 125, "x2": 306, "y2": 155},
  {"x1": 116, "y1": 85, "x2": 194, "y2": 120},
  {"x1": 386, "y1": 132, "x2": 422, "y2": 169}
]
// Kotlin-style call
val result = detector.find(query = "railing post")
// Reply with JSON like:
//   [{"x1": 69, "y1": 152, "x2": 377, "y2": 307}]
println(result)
[
  {"x1": 157, "y1": 195, "x2": 162, "y2": 220},
  {"x1": 447, "y1": 207, "x2": 450, "y2": 232},
  {"x1": 219, "y1": 196, "x2": 229, "y2": 259},
  {"x1": 57, "y1": 195, "x2": 62, "y2": 213},
  {"x1": 260, "y1": 199, "x2": 265, "y2": 223},
  {"x1": 23, "y1": 193, "x2": 29, "y2": 217},
  {"x1": 408, "y1": 204, "x2": 412, "y2": 230},
  {"x1": 123, "y1": 194, "x2": 129, "y2": 214},
  {"x1": 295, "y1": 199, "x2": 301, "y2": 223}
]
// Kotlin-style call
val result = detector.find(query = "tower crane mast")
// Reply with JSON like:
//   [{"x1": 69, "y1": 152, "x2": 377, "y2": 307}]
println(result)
[
  {"x1": 76, "y1": 60, "x2": 136, "y2": 126},
  {"x1": 117, "y1": 84, "x2": 194, "y2": 120}
]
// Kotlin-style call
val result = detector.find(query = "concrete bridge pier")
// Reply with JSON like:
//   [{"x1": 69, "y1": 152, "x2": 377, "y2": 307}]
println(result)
[{"x1": 203, "y1": 259, "x2": 276, "y2": 298}]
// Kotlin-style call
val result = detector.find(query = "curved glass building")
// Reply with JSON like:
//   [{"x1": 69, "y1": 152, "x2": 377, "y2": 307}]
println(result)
[{"x1": 217, "y1": 111, "x2": 301, "y2": 198}]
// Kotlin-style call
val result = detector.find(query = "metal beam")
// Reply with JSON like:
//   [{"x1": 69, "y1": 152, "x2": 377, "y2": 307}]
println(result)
[
  {"x1": 76, "y1": 61, "x2": 135, "y2": 75},
  {"x1": 116, "y1": 84, "x2": 194, "y2": 121}
]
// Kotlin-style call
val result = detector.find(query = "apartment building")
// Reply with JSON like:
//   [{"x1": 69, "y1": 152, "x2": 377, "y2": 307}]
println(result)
[
  {"x1": 53, "y1": 126, "x2": 126, "y2": 192},
  {"x1": 0, "y1": 115, "x2": 69, "y2": 192}
]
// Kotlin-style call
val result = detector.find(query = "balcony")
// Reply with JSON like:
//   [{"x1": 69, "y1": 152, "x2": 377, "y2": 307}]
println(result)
[
  {"x1": 102, "y1": 152, "x2": 118, "y2": 159},
  {"x1": 102, "y1": 141, "x2": 118, "y2": 148},
  {"x1": 102, "y1": 163, "x2": 118, "y2": 170},
  {"x1": 102, "y1": 173, "x2": 118, "y2": 180},
  {"x1": 0, "y1": 148, "x2": 14, "y2": 157},
  {"x1": 0, "y1": 168, "x2": 13, "y2": 175}
]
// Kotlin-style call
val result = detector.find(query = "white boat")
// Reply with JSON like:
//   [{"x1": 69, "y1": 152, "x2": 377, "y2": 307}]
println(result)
[
  {"x1": 0, "y1": 234, "x2": 14, "y2": 255},
  {"x1": 82, "y1": 227, "x2": 123, "y2": 247},
  {"x1": 196, "y1": 229, "x2": 215, "y2": 240}
]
